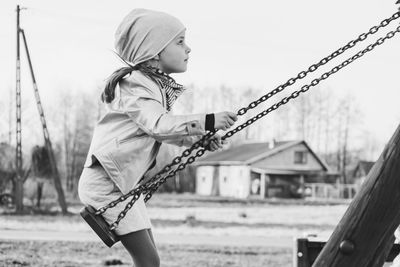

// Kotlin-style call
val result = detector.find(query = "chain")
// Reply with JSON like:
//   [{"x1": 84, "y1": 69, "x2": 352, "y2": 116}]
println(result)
[
  {"x1": 95, "y1": 12, "x2": 400, "y2": 231},
  {"x1": 96, "y1": 10, "x2": 400, "y2": 217},
  {"x1": 142, "y1": 25, "x2": 400, "y2": 205},
  {"x1": 140, "y1": 10, "x2": 400, "y2": 189}
]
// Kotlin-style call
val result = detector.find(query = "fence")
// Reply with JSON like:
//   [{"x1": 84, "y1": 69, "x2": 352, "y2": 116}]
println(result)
[{"x1": 304, "y1": 183, "x2": 360, "y2": 200}]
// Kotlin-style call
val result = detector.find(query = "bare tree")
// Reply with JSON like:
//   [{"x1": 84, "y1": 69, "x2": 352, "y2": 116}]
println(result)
[{"x1": 53, "y1": 88, "x2": 99, "y2": 196}]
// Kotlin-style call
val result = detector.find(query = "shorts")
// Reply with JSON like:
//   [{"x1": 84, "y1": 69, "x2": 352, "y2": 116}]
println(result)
[{"x1": 78, "y1": 164, "x2": 152, "y2": 235}]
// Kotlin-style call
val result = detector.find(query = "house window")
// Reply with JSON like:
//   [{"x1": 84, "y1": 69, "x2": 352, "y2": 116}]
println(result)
[{"x1": 294, "y1": 151, "x2": 307, "y2": 164}]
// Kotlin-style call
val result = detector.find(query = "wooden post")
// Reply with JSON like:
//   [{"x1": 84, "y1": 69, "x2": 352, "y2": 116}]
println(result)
[
  {"x1": 313, "y1": 123, "x2": 400, "y2": 267},
  {"x1": 312, "y1": 184, "x2": 316, "y2": 199},
  {"x1": 260, "y1": 173, "x2": 266, "y2": 199},
  {"x1": 20, "y1": 29, "x2": 68, "y2": 214},
  {"x1": 294, "y1": 238, "x2": 311, "y2": 267}
]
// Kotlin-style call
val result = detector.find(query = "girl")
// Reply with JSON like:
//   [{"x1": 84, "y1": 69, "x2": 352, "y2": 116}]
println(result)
[{"x1": 78, "y1": 8, "x2": 237, "y2": 267}]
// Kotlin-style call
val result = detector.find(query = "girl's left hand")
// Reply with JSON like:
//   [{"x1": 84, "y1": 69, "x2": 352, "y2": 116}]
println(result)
[{"x1": 204, "y1": 134, "x2": 227, "y2": 151}]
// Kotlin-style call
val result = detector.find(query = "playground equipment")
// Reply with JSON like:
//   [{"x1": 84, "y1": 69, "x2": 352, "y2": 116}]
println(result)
[
  {"x1": 82, "y1": 5, "x2": 400, "y2": 261},
  {"x1": 294, "y1": 237, "x2": 400, "y2": 266},
  {"x1": 308, "y1": 123, "x2": 400, "y2": 266}
]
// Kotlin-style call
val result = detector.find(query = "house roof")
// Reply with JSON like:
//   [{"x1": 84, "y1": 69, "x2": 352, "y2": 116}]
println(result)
[
  {"x1": 195, "y1": 140, "x2": 331, "y2": 172},
  {"x1": 196, "y1": 141, "x2": 293, "y2": 164}
]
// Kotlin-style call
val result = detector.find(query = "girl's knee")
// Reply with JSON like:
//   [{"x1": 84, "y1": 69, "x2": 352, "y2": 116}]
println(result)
[
  {"x1": 120, "y1": 230, "x2": 160, "y2": 267},
  {"x1": 148, "y1": 252, "x2": 160, "y2": 267},
  {"x1": 133, "y1": 252, "x2": 160, "y2": 267},
  {"x1": 140, "y1": 248, "x2": 160, "y2": 267}
]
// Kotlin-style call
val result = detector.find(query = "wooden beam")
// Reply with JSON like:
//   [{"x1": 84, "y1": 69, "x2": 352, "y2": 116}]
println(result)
[
  {"x1": 313, "y1": 123, "x2": 400, "y2": 267},
  {"x1": 295, "y1": 238, "x2": 400, "y2": 266}
]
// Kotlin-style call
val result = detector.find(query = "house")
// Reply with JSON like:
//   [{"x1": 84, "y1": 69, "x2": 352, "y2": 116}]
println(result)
[
  {"x1": 352, "y1": 160, "x2": 375, "y2": 186},
  {"x1": 193, "y1": 140, "x2": 336, "y2": 199}
]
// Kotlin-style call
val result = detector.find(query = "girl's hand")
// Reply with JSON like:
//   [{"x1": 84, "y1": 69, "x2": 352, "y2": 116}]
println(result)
[
  {"x1": 204, "y1": 134, "x2": 227, "y2": 151},
  {"x1": 214, "y1": 111, "x2": 238, "y2": 131}
]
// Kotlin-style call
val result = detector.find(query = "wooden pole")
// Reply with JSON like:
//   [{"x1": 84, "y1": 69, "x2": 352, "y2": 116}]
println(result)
[
  {"x1": 260, "y1": 173, "x2": 266, "y2": 199},
  {"x1": 313, "y1": 123, "x2": 400, "y2": 267},
  {"x1": 20, "y1": 29, "x2": 68, "y2": 214}
]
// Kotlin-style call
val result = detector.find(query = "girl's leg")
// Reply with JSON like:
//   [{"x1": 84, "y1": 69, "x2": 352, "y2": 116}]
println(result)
[
  {"x1": 147, "y1": 229, "x2": 156, "y2": 247},
  {"x1": 119, "y1": 229, "x2": 160, "y2": 267}
]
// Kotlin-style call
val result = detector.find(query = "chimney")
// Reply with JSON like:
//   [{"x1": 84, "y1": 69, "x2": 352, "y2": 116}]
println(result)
[{"x1": 268, "y1": 138, "x2": 276, "y2": 149}]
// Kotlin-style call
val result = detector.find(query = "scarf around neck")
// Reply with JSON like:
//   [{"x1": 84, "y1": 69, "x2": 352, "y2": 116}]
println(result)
[{"x1": 140, "y1": 66, "x2": 185, "y2": 111}]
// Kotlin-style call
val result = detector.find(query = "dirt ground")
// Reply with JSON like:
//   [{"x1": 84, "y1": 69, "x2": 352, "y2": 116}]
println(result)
[
  {"x1": 0, "y1": 240, "x2": 292, "y2": 267},
  {"x1": 0, "y1": 193, "x2": 350, "y2": 267}
]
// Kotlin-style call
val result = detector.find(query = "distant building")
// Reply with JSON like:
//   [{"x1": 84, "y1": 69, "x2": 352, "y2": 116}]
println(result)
[
  {"x1": 194, "y1": 140, "x2": 336, "y2": 199},
  {"x1": 352, "y1": 160, "x2": 375, "y2": 186}
]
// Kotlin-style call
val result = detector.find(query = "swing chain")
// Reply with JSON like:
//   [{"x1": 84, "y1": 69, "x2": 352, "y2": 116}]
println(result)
[
  {"x1": 95, "y1": 11, "x2": 400, "y2": 217},
  {"x1": 143, "y1": 22, "x2": 400, "y2": 205},
  {"x1": 96, "y1": 11, "x2": 400, "y2": 230},
  {"x1": 142, "y1": 10, "x2": 400, "y2": 194},
  {"x1": 111, "y1": 10, "x2": 400, "y2": 216}
]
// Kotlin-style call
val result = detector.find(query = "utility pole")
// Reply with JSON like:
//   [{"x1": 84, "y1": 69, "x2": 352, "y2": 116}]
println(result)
[
  {"x1": 15, "y1": 5, "x2": 68, "y2": 214},
  {"x1": 15, "y1": 5, "x2": 23, "y2": 213}
]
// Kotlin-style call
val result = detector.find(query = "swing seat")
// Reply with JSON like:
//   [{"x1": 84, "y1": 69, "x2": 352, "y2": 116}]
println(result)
[{"x1": 80, "y1": 205, "x2": 119, "y2": 247}]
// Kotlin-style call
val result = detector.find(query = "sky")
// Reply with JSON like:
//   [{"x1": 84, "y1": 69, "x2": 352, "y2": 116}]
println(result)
[{"x1": 0, "y1": 0, "x2": 399, "y2": 158}]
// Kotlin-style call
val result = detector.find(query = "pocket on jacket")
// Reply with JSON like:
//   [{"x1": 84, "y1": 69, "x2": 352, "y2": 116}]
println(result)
[{"x1": 117, "y1": 133, "x2": 147, "y2": 145}]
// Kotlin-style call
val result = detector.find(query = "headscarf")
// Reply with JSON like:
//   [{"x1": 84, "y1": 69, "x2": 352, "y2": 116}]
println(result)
[
  {"x1": 114, "y1": 8, "x2": 186, "y2": 111},
  {"x1": 115, "y1": 8, "x2": 186, "y2": 67}
]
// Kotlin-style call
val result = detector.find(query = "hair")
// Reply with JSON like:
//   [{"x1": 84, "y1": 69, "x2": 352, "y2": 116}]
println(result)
[
  {"x1": 101, "y1": 60, "x2": 166, "y2": 103},
  {"x1": 101, "y1": 66, "x2": 134, "y2": 103}
]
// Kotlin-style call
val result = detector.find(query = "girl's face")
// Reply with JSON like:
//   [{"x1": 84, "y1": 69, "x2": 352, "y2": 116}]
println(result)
[{"x1": 158, "y1": 30, "x2": 191, "y2": 74}]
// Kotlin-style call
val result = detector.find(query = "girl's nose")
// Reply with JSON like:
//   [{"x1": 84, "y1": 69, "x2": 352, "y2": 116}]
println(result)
[{"x1": 186, "y1": 45, "x2": 191, "y2": 54}]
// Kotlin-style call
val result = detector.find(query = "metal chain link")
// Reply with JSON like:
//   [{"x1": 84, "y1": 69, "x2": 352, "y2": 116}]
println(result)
[{"x1": 95, "y1": 12, "x2": 400, "y2": 230}]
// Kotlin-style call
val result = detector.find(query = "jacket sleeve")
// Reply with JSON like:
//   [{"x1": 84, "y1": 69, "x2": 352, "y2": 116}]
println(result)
[
  {"x1": 163, "y1": 135, "x2": 205, "y2": 148},
  {"x1": 122, "y1": 87, "x2": 206, "y2": 142}
]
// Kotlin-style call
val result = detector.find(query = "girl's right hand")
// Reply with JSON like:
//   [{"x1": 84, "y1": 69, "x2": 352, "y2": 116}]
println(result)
[{"x1": 214, "y1": 111, "x2": 238, "y2": 131}]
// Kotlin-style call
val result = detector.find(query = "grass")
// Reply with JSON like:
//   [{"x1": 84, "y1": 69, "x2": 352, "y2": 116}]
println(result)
[{"x1": 0, "y1": 240, "x2": 292, "y2": 267}]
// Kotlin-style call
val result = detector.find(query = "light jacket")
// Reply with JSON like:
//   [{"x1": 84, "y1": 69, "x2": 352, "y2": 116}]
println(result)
[{"x1": 83, "y1": 70, "x2": 206, "y2": 194}]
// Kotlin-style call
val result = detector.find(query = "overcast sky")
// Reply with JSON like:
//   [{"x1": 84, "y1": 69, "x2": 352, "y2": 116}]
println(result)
[{"x1": 1, "y1": 0, "x2": 399, "y2": 156}]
